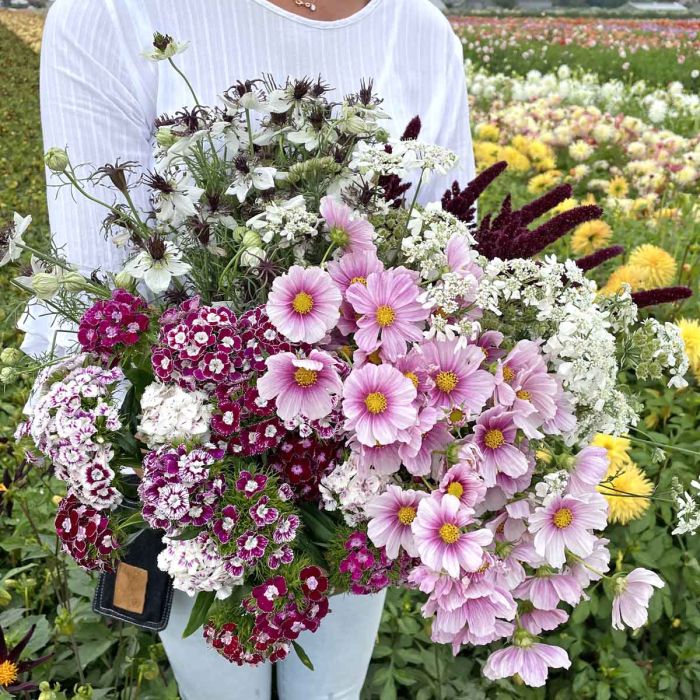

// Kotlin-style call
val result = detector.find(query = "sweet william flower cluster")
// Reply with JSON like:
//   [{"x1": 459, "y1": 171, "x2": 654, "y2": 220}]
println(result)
[{"x1": 6, "y1": 35, "x2": 695, "y2": 683}]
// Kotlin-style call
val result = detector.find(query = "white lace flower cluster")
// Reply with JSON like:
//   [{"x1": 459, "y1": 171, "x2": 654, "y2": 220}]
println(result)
[
  {"x1": 319, "y1": 456, "x2": 391, "y2": 526},
  {"x1": 671, "y1": 478, "x2": 700, "y2": 537},
  {"x1": 137, "y1": 382, "x2": 212, "y2": 448},
  {"x1": 158, "y1": 533, "x2": 241, "y2": 599},
  {"x1": 476, "y1": 256, "x2": 639, "y2": 441},
  {"x1": 641, "y1": 319, "x2": 690, "y2": 389},
  {"x1": 28, "y1": 356, "x2": 125, "y2": 509}
]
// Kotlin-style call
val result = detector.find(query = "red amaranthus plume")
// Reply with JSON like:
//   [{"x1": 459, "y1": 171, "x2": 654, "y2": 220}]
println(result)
[
  {"x1": 575, "y1": 246, "x2": 625, "y2": 272},
  {"x1": 441, "y1": 161, "x2": 508, "y2": 224},
  {"x1": 631, "y1": 286, "x2": 692, "y2": 308}
]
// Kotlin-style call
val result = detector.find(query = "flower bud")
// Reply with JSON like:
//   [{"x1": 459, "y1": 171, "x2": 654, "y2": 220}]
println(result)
[
  {"x1": 30, "y1": 273, "x2": 60, "y2": 300},
  {"x1": 114, "y1": 270, "x2": 136, "y2": 290},
  {"x1": 0, "y1": 586, "x2": 11, "y2": 607},
  {"x1": 44, "y1": 147, "x2": 69, "y2": 173},
  {"x1": 0, "y1": 367, "x2": 17, "y2": 385},
  {"x1": 156, "y1": 126, "x2": 177, "y2": 148},
  {"x1": 61, "y1": 271, "x2": 90, "y2": 292},
  {"x1": 0, "y1": 347, "x2": 22, "y2": 366},
  {"x1": 241, "y1": 229, "x2": 262, "y2": 250}
]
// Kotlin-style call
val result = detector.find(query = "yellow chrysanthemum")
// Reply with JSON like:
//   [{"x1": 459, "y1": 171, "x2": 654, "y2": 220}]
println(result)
[
  {"x1": 592, "y1": 434, "x2": 633, "y2": 469},
  {"x1": 551, "y1": 198, "x2": 578, "y2": 216},
  {"x1": 534, "y1": 156, "x2": 557, "y2": 173},
  {"x1": 500, "y1": 146, "x2": 531, "y2": 173},
  {"x1": 511, "y1": 135, "x2": 532, "y2": 154},
  {"x1": 607, "y1": 176, "x2": 629, "y2": 198},
  {"x1": 475, "y1": 123, "x2": 500, "y2": 142},
  {"x1": 677, "y1": 318, "x2": 700, "y2": 381},
  {"x1": 527, "y1": 171, "x2": 561, "y2": 195},
  {"x1": 569, "y1": 140, "x2": 594, "y2": 162},
  {"x1": 599, "y1": 265, "x2": 645, "y2": 296},
  {"x1": 630, "y1": 197, "x2": 654, "y2": 219},
  {"x1": 598, "y1": 462, "x2": 653, "y2": 525},
  {"x1": 571, "y1": 220, "x2": 613, "y2": 255},
  {"x1": 628, "y1": 244, "x2": 677, "y2": 288},
  {"x1": 474, "y1": 141, "x2": 503, "y2": 170}
]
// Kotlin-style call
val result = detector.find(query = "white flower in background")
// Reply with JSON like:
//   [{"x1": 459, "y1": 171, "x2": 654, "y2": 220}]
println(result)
[
  {"x1": 13, "y1": 254, "x2": 47, "y2": 289},
  {"x1": 0, "y1": 213, "x2": 31, "y2": 267},
  {"x1": 671, "y1": 478, "x2": 700, "y2": 536},
  {"x1": 122, "y1": 237, "x2": 191, "y2": 294},
  {"x1": 142, "y1": 33, "x2": 190, "y2": 62},
  {"x1": 137, "y1": 383, "x2": 211, "y2": 448},
  {"x1": 247, "y1": 195, "x2": 319, "y2": 249},
  {"x1": 152, "y1": 171, "x2": 205, "y2": 225},
  {"x1": 226, "y1": 158, "x2": 277, "y2": 203}
]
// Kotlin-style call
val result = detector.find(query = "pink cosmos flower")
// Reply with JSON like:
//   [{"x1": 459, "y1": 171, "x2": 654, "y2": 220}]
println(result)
[
  {"x1": 567, "y1": 446, "x2": 609, "y2": 496},
  {"x1": 399, "y1": 409, "x2": 451, "y2": 477},
  {"x1": 365, "y1": 485, "x2": 426, "y2": 558},
  {"x1": 543, "y1": 383, "x2": 577, "y2": 436},
  {"x1": 446, "y1": 234, "x2": 481, "y2": 280},
  {"x1": 529, "y1": 493, "x2": 607, "y2": 568},
  {"x1": 412, "y1": 493, "x2": 493, "y2": 577},
  {"x1": 353, "y1": 440, "x2": 403, "y2": 475},
  {"x1": 612, "y1": 568, "x2": 664, "y2": 630},
  {"x1": 266, "y1": 265, "x2": 341, "y2": 343},
  {"x1": 320, "y1": 196, "x2": 375, "y2": 254},
  {"x1": 438, "y1": 462, "x2": 487, "y2": 509},
  {"x1": 520, "y1": 607, "x2": 569, "y2": 635},
  {"x1": 420, "y1": 339, "x2": 495, "y2": 411},
  {"x1": 342, "y1": 363, "x2": 417, "y2": 447},
  {"x1": 257, "y1": 350, "x2": 343, "y2": 422},
  {"x1": 346, "y1": 269, "x2": 429, "y2": 361},
  {"x1": 483, "y1": 641, "x2": 571, "y2": 688},
  {"x1": 473, "y1": 406, "x2": 530, "y2": 487},
  {"x1": 514, "y1": 571, "x2": 584, "y2": 610},
  {"x1": 570, "y1": 536, "x2": 610, "y2": 587}
]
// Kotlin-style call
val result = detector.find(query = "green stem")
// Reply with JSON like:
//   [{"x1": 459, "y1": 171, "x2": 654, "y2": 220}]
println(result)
[{"x1": 628, "y1": 432, "x2": 700, "y2": 458}]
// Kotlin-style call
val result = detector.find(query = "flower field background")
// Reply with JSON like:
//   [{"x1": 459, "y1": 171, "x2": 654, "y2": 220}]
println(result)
[{"x1": 0, "y1": 10, "x2": 699, "y2": 699}]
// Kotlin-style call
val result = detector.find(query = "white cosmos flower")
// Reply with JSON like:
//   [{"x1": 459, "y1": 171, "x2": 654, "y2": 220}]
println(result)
[
  {"x1": 123, "y1": 239, "x2": 191, "y2": 294},
  {"x1": 1, "y1": 213, "x2": 31, "y2": 267},
  {"x1": 226, "y1": 163, "x2": 277, "y2": 203}
]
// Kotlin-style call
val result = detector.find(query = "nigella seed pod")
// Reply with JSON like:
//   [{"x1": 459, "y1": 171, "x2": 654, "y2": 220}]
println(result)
[{"x1": 44, "y1": 147, "x2": 69, "y2": 173}]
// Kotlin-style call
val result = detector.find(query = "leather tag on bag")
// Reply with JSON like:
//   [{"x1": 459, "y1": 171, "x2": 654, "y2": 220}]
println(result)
[{"x1": 113, "y1": 562, "x2": 148, "y2": 614}]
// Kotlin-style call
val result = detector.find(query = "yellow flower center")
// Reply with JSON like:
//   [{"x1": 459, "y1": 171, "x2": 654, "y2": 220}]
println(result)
[
  {"x1": 397, "y1": 506, "x2": 417, "y2": 525},
  {"x1": 292, "y1": 291, "x2": 314, "y2": 315},
  {"x1": 364, "y1": 392, "x2": 388, "y2": 415},
  {"x1": 449, "y1": 408, "x2": 464, "y2": 423},
  {"x1": 446, "y1": 482, "x2": 464, "y2": 499},
  {"x1": 376, "y1": 305, "x2": 396, "y2": 327},
  {"x1": 552, "y1": 507, "x2": 574, "y2": 529},
  {"x1": 439, "y1": 523, "x2": 461, "y2": 544},
  {"x1": 435, "y1": 371, "x2": 459, "y2": 393},
  {"x1": 294, "y1": 367, "x2": 318, "y2": 387},
  {"x1": 516, "y1": 389, "x2": 531, "y2": 400},
  {"x1": 350, "y1": 276, "x2": 367, "y2": 286},
  {"x1": 502, "y1": 365, "x2": 516, "y2": 383},
  {"x1": 484, "y1": 429, "x2": 505, "y2": 450},
  {"x1": 0, "y1": 660, "x2": 19, "y2": 687},
  {"x1": 477, "y1": 560, "x2": 491, "y2": 574},
  {"x1": 404, "y1": 371, "x2": 419, "y2": 388},
  {"x1": 368, "y1": 351, "x2": 382, "y2": 365}
]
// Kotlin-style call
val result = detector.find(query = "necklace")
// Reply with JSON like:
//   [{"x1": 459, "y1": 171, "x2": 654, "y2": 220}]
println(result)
[{"x1": 294, "y1": 0, "x2": 317, "y2": 10}]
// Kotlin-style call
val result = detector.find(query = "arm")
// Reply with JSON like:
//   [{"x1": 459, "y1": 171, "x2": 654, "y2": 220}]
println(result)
[{"x1": 20, "y1": 0, "x2": 156, "y2": 356}]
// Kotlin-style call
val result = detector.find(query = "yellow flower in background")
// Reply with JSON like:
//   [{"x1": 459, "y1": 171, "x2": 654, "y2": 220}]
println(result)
[
  {"x1": 592, "y1": 434, "x2": 633, "y2": 468},
  {"x1": 630, "y1": 197, "x2": 655, "y2": 218},
  {"x1": 607, "y1": 176, "x2": 630, "y2": 198},
  {"x1": 511, "y1": 134, "x2": 532, "y2": 154},
  {"x1": 571, "y1": 220, "x2": 612, "y2": 255},
  {"x1": 628, "y1": 244, "x2": 677, "y2": 287},
  {"x1": 599, "y1": 264, "x2": 645, "y2": 296},
  {"x1": 475, "y1": 123, "x2": 500, "y2": 142},
  {"x1": 527, "y1": 171, "x2": 561, "y2": 195},
  {"x1": 677, "y1": 319, "x2": 700, "y2": 380},
  {"x1": 569, "y1": 139, "x2": 594, "y2": 162},
  {"x1": 474, "y1": 141, "x2": 503, "y2": 170},
  {"x1": 501, "y1": 145, "x2": 531, "y2": 172},
  {"x1": 598, "y1": 462, "x2": 653, "y2": 524},
  {"x1": 551, "y1": 198, "x2": 578, "y2": 216}
]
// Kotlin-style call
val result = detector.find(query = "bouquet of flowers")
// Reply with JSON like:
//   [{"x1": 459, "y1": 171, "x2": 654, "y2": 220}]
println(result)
[{"x1": 3, "y1": 35, "x2": 697, "y2": 685}]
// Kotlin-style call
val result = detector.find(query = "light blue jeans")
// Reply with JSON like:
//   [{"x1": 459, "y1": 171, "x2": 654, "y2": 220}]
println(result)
[{"x1": 160, "y1": 589, "x2": 387, "y2": 700}]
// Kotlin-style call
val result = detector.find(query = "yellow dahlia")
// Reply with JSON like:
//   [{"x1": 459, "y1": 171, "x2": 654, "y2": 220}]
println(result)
[
  {"x1": 677, "y1": 318, "x2": 700, "y2": 381},
  {"x1": 628, "y1": 244, "x2": 677, "y2": 288},
  {"x1": 501, "y1": 146, "x2": 531, "y2": 173},
  {"x1": 607, "y1": 176, "x2": 629, "y2": 198},
  {"x1": 592, "y1": 434, "x2": 633, "y2": 468},
  {"x1": 599, "y1": 265, "x2": 645, "y2": 296},
  {"x1": 474, "y1": 142, "x2": 503, "y2": 170},
  {"x1": 571, "y1": 220, "x2": 613, "y2": 255},
  {"x1": 598, "y1": 462, "x2": 653, "y2": 525},
  {"x1": 475, "y1": 123, "x2": 500, "y2": 142},
  {"x1": 528, "y1": 171, "x2": 561, "y2": 195}
]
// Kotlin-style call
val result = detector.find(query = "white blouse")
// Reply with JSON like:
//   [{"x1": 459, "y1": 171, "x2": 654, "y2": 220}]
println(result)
[{"x1": 23, "y1": 0, "x2": 475, "y2": 355}]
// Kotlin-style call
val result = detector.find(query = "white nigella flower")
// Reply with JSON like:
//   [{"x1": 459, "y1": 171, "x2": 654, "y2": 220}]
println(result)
[
  {"x1": 144, "y1": 171, "x2": 204, "y2": 225},
  {"x1": 0, "y1": 212, "x2": 31, "y2": 267},
  {"x1": 142, "y1": 33, "x2": 190, "y2": 62},
  {"x1": 226, "y1": 156, "x2": 277, "y2": 203},
  {"x1": 13, "y1": 254, "x2": 46, "y2": 289},
  {"x1": 122, "y1": 237, "x2": 191, "y2": 294}
]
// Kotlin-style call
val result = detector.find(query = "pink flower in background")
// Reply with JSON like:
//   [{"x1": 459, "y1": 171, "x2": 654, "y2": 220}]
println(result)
[
  {"x1": 401, "y1": 416, "x2": 452, "y2": 477},
  {"x1": 446, "y1": 234, "x2": 481, "y2": 280},
  {"x1": 438, "y1": 462, "x2": 487, "y2": 509},
  {"x1": 570, "y1": 537, "x2": 610, "y2": 587},
  {"x1": 514, "y1": 572, "x2": 584, "y2": 610},
  {"x1": 412, "y1": 493, "x2": 492, "y2": 577},
  {"x1": 347, "y1": 269, "x2": 429, "y2": 361},
  {"x1": 519, "y1": 607, "x2": 569, "y2": 635},
  {"x1": 484, "y1": 641, "x2": 571, "y2": 688},
  {"x1": 266, "y1": 265, "x2": 341, "y2": 343},
  {"x1": 421, "y1": 339, "x2": 495, "y2": 411},
  {"x1": 612, "y1": 568, "x2": 664, "y2": 630},
  {"x1": 365, "y1": 485, "x2": 426, "y2": 558},
  {"x1": 567, "y1": 446, "x2": 609, "y2": 495},
  {"x1": 320, "y1": 196, "x2": 375, "y2": 253},
  {"x1": 342, "y1": 363, "x2": 418, "y2": 446},
  {"x1": 529, "y1": 494, "x2": 607, "y2": 568},
  {"x1": 473, "y1": 406, "x2": 529, "y2": 486},
  {"x1": 257, "y1": 350, "x2": 343, "y2": 422}
]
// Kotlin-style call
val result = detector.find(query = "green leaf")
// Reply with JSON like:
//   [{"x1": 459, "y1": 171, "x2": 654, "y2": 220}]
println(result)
[
  {"x1": 596, "y1": 682, "x2": 611, "y2": 700},
  {"x1": 292, "y1": 641, "x2": 315, "y2": 671},
  {"x1": 182, "y1": 591, "x2": 215, "y2": 638},
  {"x1": 170, "y1": 527, "x2": 202, "y2": 541}
]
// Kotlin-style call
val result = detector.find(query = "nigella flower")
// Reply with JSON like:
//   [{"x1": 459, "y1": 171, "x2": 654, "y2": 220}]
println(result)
[
  {"x1": 122, "y1": 236, "x2": 191, "y2": 294},
  {"x1": 266, "y1": 266, "x2": 341, "y2": 344},
  {"x1": 346, "y1": 269, "x2": 429, "y2": 361},
  {"x1": 365, "y1": 485, "x2": 426, "y2": 559},
  {"x1": 226, "y1": 156, "x2": 277, "y2": 203},
  {"x1": 412, "y1": 493, "x2": 493, "y2": 577},
  {"x1": 420, "y1": 340, "x2": 495, "y2": 412},
  {"x1": 612, "y1": 568, "x2": 664, "y2": 630},
  {"x1": 273, "y1": 514, "x2": 300, "y2": 544},
  {"x1": 528, "y1": 493, "x2": 608, "y2": 568},
  {"x1": 235, "y1": 471, "x2": 268, "y2": 499},
  {"x1": 212, "y1": 505, "x2": 240, "y2": 544},
  {"x1": 0, "y1": 212, "x2": 31, "y2": 267},
  {"x1": 342, "y1": 363, "x2": 418, "y2": 447},
  {"x1": 142, "y1": 32, "x2": 189, "y2": 61},
  {"x1": 257, "y1": 350, "x2": 343, "y2": 422},
  {"x1": 236, "y1": 530, "x2": 269, "y2": 563},
  {"x1": 320, "y1": 196, "x2": 375, "y2": 254},
  {"x1": 249, "y1": 496, "x2": 279, "y2": 527}
]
